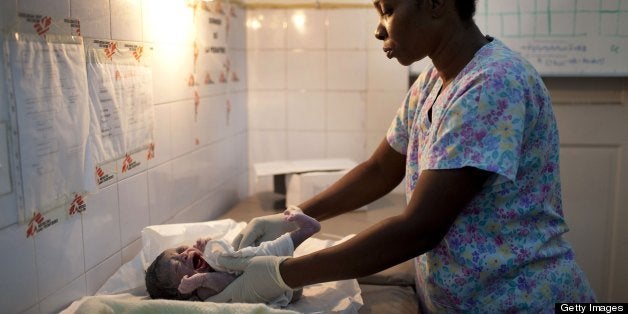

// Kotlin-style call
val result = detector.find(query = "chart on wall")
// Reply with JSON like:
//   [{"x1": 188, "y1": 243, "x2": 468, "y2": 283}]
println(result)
[
  {"x1": 85, "y1": 39, "x2": 155, "y2": 189},
  {"x1": 476, "y1": 0, "x2": 628, "y2": 76},
  {"x1": 3, "y1": 31, "x2": 90, "y2": 228}
]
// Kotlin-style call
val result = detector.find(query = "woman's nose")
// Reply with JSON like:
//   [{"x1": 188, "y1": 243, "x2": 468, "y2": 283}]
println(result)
[{"x1": 374, "y1": 24, "x2": 387, "y2": 40}]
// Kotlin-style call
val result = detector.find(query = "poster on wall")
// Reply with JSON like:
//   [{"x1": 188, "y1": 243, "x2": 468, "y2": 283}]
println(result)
[
  {"x1": 3, "y1": 31, "x2": 90, "y2": 233},
  {"x1": 85, "y1": 39, "x2": 154, "y2": 189}
]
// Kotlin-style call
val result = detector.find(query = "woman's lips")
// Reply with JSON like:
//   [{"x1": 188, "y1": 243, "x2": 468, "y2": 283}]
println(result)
[{"x1": 383, "y1": 47, "x2": 393, "y2": 59}]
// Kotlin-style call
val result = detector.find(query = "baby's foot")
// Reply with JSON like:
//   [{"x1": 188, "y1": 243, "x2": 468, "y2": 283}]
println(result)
[{"x1": 284, "y1": 210, "x2": 321, "y2": 247}]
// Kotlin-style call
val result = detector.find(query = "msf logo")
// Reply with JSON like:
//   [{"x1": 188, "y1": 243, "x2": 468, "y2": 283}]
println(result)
[
  {"x1": 133, "y1": 46, "x2": 144, "y2": 62},
  {"x1": 26, "y1": 212, "x2": 58, "y2": 238},
  {"x1": 68, "y1": 194, "x2": 87, "y2": 216},
  {"x1": 34, "y1": 16, "x2": 52, "y2": 38},
  {"x1": 121, "y1": 154, "x2": 140, "y2": 173},
  {"x1": 104, "y1": 42, "x2": 117, "y2": 60}
]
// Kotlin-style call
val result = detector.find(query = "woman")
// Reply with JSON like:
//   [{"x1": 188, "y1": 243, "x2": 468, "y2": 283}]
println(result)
[{"x1": 207, "y1": 0, "x2": 596, "y2": 311}]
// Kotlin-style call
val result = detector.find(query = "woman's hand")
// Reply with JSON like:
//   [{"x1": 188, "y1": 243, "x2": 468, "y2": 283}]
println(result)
[
  {"x1": 231, "y1": 212, "x2": 300, "y2": 250},
  {"x1": 203, "y1": 256, "x2": 293, "y2": 303}
]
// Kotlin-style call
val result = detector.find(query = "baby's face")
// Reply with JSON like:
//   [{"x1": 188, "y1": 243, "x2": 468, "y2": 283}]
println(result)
[{"x1": 161, "y1": 245, "x2": 212, "y2": 284}]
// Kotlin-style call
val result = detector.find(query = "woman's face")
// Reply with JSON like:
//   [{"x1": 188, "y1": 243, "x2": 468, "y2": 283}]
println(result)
[{"x1": 373, "y1": 0, "x2": 435, "y2": 66}]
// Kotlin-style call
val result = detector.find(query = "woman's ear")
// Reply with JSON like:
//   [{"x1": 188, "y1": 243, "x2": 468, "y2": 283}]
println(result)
[{"x1": 428, "y1": 0, "x2": 448, "y2": 18}]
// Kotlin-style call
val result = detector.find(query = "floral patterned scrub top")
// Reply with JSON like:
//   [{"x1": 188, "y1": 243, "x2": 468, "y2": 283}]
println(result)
[{"x1": 386, "y1": 38, "x2": 595, "y2": 312}]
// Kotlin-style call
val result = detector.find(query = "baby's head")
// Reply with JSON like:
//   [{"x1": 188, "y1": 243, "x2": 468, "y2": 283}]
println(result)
[{"x1": 145, "y1": 244, "x2": 212, "y2": 299}]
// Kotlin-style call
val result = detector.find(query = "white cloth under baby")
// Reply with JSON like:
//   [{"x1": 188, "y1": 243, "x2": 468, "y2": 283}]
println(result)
[{"x1": 202, "y1": 233, "x2": 295, "y2": 307}]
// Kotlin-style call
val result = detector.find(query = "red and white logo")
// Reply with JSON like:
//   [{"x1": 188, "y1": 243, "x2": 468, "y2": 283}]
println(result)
[
  {"x1": 68, "y1": 194, "x2": 86, "y2": 216},
  {"x1": 104, "y1": 42, "x2": 117, "y2": 60},
  {"x1": 121, "y1": 154, "x2": 133, "y2": 173},
  {"x1": 26, "y1": 212, "x2": 44, "y2": 238},
  {"x1": 26, "y1": 212, "x2": 58, "y2": 238},
  {"x1": 121, "y1": 154, "x2": 140, "y2": 173},
  {"x1": 95, "y1": 165, "x2": 115, "y2": 185},
  {"x1": 133, "y1": 46, "x2": 144, "y2": 62},
  {"x1": 34, "y1": 16, "x2": 52, "y2": 37}
]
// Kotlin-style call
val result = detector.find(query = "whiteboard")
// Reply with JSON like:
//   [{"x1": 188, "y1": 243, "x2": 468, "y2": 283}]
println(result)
[{"x1": 476, "y1": 0, "x2": 628, "y2": 76}]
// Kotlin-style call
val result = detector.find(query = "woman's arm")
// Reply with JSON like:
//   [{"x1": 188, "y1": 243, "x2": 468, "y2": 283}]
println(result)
[
  {"x1": 281, "y1": 165, "x2": 491, "y2": 287},
  {"x1": 299, "y1": 138, "x2": 407, "y2": 221}
]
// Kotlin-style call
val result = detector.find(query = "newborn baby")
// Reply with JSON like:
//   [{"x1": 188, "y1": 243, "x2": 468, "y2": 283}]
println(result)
[{"x1": 145, "y1": 209, "x2": 320, "y2": 303}]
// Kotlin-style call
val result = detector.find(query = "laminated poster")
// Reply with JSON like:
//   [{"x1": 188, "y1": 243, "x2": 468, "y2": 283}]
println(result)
[
  {"x1": 4, "y1": 32, "x2": 90, "y2": 235},
  {"x1": 85, "y1": 39, "x2": 154, "y2": 189}
]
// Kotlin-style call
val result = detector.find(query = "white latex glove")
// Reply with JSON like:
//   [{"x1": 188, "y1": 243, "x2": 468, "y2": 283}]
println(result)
[
  {"x1": 232, "y1": 207, "x2": 302, "y2": 250},
  {"x1": 203, "y1": 255, "x2": 293, "y2": 303}
]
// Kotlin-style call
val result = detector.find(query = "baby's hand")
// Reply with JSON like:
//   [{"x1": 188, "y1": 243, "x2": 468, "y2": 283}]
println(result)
[
  {"x1": 178, "y1": 273, "x2": 207, "y2": 294},
  {"x1": 193, "y1": 237, "x2": 211, "y2": 252}
]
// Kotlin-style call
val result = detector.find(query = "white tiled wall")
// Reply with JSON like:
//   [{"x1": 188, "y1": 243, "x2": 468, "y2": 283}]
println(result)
[
  {"x1": 246, "y1": 8, "x2": 409, "y2": 192},
  {"x1": 0, "y1": 1, "x2": 248, "y2": 313}
]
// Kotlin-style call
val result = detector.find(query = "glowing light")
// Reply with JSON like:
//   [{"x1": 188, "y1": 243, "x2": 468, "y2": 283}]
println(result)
[
  {"x1": 247, "y1": 17, "x2": 262, "y2": 30},
  {"x1": 291, "y1": 11, "x2": 306, "y2": 33}
]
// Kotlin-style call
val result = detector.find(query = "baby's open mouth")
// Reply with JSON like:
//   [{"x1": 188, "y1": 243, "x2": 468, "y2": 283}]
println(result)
[{"x1": 192, "y1": 253, "x2": 212, "y2": 272}]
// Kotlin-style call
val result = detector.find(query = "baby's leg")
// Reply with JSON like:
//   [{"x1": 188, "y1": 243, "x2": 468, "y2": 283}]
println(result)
[{"x1": 284, "y1": 210, "x2": 321, "y2": 247}]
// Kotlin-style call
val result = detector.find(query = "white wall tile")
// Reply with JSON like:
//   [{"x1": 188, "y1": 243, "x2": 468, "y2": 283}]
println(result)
[
  {"x1": 142, "y1": 0, "x2": 195, "y2": 44},
  {"x1": 39, "y1": 275, "x2": 85, "y2": 314},
  {"x1": 366, "y1": 91, "x2": 403, "y2": 131},
  {"x1": 85, "y1": 252, "x2": 121, "y2": 295},
  {"x1": 148, "y1": 161, "x2": 173, "y2": 225},
  {"x1": 327, "y1": 51, "x2": 367, "y2": 90},
  {"x1": 327, "y1": 9, "x2": 367, "y2": 50},
  {"x1": 148, "y1": 103, "x2": 172, "y2": 168},
  {"x1": 118, "y1": 172, "x2": 149, "y2": 247},
  {"x1": 170, "y1": 100, "x2": 197, "y2": 158},
  {"x1": 18, "y1": 0, "x2": 69, "y2": 18},
  {"x1": 229, "y1": 50, "x2": 248, "y2": 92},
  {"x1": 0, "y1": 224, "x2": 38, "y2": 313},
  {"x1": 110, "y1": 0, "x2": 142, "y2": 41},
  {"x1": 229, "y1": 92, "x2": 248, "y2": 134},
  {"x1": 248, "y1": 91, "x2": 286, "y2": 130},
  {"x1": 327, "y1": 91, "x2": 366, "y2": 131},
  {"x1": 0, "y1": 193, "x2": 18, "y2": 229},
  {"x1": 152, "y1": 43, "x2": 195, "y2": 105},
  {"x1": 0, "y1": 1, "x2": 17, "y2": 30},
  {"x1": 170, "y1": 152, "x2": 201, "y2": 212},
  {"x1": 197, "y1": 94, "x2": 230, "y2": 145},
  {"x1": 286, "y1": 9, "x2": 326, "y2": 50},
  {"x1": 228, "y1": 5, "x2": 247, "y2": 50},
  {"x1": 121, "y1": 237, "x2": 142, "y2": 264},
  {"x1": 286, "y1": 50, "x2": 326, "y2": 90},
  {"x1": 249, "y1": 130, "x2": 287, "y2": 163},
  {"x1": 247, "y1": 51, "x2": 285, "y2": 90},
  {"x1": 70, "y1": 0, "x2": 110, "y2": 39},
  {"x1": 246, "y1": 9, "x2": 286, "y2": 49},
  {"x1": 366, "y1": 9, "x2": 381, "y2": 51},
  {"x1": 286, "y1": 91, "x2": 326, "y2": 131},
  {"x1": 35, "y1": 216, "x2": 84, "y2": 299},
  {"x1": 83, "y1": 184, "x2": 121, "y2": 270},
  {"x1": 367, "y1": 50, "x2": 408, "y2": 91},
  {"x1": 326, "y1": 131, "x2": 366, "y2": 162},
  {"x1": 288, "y1": 131, "x2": 326, "y2": 159}
]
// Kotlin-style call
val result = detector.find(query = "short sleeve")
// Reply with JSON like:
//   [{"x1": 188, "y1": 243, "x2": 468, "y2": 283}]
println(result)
[
  {"x1": 425, "y1": 80, "x2": 525, "y2": 183},
  {"x1": 386, "y1": 102, "x2": 409, "y2": 155}
]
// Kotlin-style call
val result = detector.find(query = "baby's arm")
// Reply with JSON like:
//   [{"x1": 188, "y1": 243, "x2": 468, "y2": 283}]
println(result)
[{"x1": 179, "y1": 272, "x2": 237, "y2": 298}]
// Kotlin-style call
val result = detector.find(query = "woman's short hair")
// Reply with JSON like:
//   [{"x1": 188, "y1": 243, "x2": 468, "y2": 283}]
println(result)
[{"x1": 455, "y1": 0, "x2": 477, "y2": 20}]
